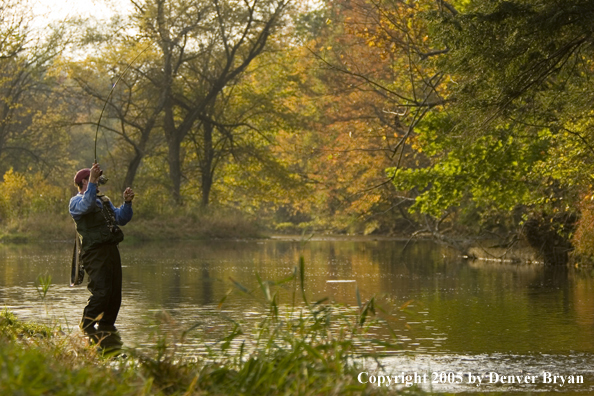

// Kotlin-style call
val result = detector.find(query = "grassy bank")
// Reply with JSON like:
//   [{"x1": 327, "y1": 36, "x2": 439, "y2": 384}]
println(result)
[
  {"x1": 0, "y1": 210, "x2": 265, "y2": 243},
  {"x1": 0, "y1": 312, "x2": 411, "y2": 396}
]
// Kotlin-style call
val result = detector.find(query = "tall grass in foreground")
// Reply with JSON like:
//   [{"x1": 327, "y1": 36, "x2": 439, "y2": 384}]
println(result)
[{"x1": 0, "y1": 259, "x2": 428, "y2": 396}]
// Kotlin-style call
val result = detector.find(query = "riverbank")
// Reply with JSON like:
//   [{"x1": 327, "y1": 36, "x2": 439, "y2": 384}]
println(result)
[
  {"x1": 0, "y1": 212, "x2": 417, "y2": 244},
  {"x1": 0, "y1": 211, "x2": 265, "y2": 243}
]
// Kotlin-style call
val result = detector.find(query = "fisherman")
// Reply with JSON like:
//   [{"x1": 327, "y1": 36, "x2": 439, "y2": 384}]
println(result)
[{"x1": 69, "y1": 162, "x2": 135, "y2": 335}]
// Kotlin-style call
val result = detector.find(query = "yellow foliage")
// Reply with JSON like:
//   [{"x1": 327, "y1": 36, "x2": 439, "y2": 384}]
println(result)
[
  {"x1": 0, "y1": 169, "x2": 31, "y2": 219},
  {"x1": 0, "y1": 169, "x2": 68, "y2": 222}
]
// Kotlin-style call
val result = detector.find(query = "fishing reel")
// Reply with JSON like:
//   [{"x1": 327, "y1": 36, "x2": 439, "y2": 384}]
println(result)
[{"x1": 98, "y1": 175, "x2": 109, "y2": 186}]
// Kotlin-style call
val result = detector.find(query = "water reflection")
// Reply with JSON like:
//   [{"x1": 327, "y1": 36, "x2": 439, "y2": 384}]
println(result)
[{"x1": 1, "y1": 239, "x2": 594, "y2": 391}]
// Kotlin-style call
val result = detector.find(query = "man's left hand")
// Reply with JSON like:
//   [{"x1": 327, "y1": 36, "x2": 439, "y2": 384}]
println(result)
[{"x1": 123, "y1": 187, "x2": 135, "y2": 203}]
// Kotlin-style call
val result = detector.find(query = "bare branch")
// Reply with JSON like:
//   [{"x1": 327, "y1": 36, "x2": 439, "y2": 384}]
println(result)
[{"x1": 437, "y1": 0, "x2": 458, "y2": 16}]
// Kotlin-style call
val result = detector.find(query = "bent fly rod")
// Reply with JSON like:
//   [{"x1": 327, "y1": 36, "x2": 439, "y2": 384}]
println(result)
[{"x1": 94, "y1": 45, "x2": 151, "y2": 163}]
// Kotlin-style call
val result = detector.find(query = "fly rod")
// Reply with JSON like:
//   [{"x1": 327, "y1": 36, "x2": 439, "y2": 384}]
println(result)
[{"x1": 94, "y1": 46, "x2": 151, "y2": 163}]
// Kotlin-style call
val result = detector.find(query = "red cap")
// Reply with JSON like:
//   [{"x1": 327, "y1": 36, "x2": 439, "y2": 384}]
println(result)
[{"x1": 74, "y1": 168, "x2": 90, "y2": 184}]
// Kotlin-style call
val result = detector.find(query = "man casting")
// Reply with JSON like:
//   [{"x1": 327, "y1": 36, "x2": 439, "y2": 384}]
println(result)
[{"x1": 69, "y1": 162, "x2": 135, "y2": 334}]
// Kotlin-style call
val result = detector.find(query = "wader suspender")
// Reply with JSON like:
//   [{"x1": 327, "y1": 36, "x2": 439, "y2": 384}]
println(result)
[
  {"x1": 70, "y1": 195, "x2": 120, "y2": 287},
  {"x1": 97, "y1": 195, "x2": 120, "y2": 234}
]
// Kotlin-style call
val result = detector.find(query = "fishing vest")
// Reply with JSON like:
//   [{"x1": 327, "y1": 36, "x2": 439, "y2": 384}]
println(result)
[{"x1": 74, "y1": 195, "x2": 124, "y2": 251}]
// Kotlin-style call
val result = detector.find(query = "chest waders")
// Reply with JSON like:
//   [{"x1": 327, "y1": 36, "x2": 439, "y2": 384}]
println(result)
[{"x1": 70, "y1": 195, "x2": 124, "y2": 286}]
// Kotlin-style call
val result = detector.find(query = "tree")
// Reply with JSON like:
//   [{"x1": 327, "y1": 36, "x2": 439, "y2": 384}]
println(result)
[
  {"x1": 0, "y1": 0, "x2": 69, "y2": 175},
  {"x1": 68, "y1": 41, "x2": 166, "y2": 192},
  {"x1": 184, "y1": 53, "x2": 303, "y2": 208},
  {"x1": 130, "y1": 0, "x2": 293, "y2": 205},
  {"x1": 385, "y1": 0, "x2": 594, "y2": 260},
  {"x1": 273, "y1": 0, "x2": 449, "y2": 233}
]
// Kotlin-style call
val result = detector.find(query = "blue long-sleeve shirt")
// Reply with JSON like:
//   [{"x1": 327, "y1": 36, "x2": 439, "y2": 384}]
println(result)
[{"x1": 69, "y1": 182, "x2": 133, "y2": 225}]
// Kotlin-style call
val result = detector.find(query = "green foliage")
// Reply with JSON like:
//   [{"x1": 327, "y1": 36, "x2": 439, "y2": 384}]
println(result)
[
  {"x1": 0, "y1": 310, "x2": 51, "y2": 340},
  {"x1": 0, "y1": 335, "x2": 137, "y2": 396},
  {"x1": 389, "y1": 119, "x2": 550, "y2": 219},
  {"x1": 35, "y1": 274, "x2": 52, "y2": 300},
  {"x1": 431, "y1": 0, "x2": 594, "y2": 114},
  {"x1": 379, "y1": 0, "x2": 594, "y2": 243}
]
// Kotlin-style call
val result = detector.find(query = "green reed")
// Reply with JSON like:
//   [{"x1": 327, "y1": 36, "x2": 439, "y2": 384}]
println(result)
[{"x1": 35, "y1": 274, "x2": 52, "y2": 315}]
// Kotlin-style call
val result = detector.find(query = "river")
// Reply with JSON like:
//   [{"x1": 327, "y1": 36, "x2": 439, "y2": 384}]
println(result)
[{"x1": 1, "y1": 237, "x2": 593, "y2": 393}]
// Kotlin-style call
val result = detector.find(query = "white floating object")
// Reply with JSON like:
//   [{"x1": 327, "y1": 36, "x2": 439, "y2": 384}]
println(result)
[{"x1": 326, "y1": 280, "x2": 356, "y2": 283}]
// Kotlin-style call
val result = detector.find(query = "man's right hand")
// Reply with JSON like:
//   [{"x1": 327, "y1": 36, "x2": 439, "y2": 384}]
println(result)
[{"x1": 90, "y1": 163, "x2": 102, "y2": 184}]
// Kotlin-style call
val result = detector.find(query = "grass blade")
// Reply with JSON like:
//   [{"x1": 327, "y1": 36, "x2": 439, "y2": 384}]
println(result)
[
  {"x1": 299, "y1": 256, "x2": 308, "y2": 306},
  {"x1": 229, "y1": 277, "x2": 249, "y2": 294}
]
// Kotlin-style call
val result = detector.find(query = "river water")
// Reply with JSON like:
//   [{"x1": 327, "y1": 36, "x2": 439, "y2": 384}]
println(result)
[{"x1": 1, "y1": 237, "x2": 594, "y2": 393}]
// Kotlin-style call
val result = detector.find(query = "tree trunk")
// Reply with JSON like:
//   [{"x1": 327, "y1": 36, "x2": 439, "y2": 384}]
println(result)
[
  {"x1": 122, "y1": 153, "x2": 141, "y2": 191},
  {"x1": 167, "y1": 135, "x2": 183, "y2": 205},
  {"x1": 121, "y1": 126, "x2": 152, "y2": 192},
  {"x1": 163, "y1": 74, "x2": 184, "y2": 204},
  {"x1": 201, "y1": 120, "x2": 214, "y2": 207}
]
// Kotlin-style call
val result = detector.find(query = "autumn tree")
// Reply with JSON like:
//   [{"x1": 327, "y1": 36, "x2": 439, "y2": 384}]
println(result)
[{"x1": 266, "y1": 0, "x2": 448, "y2": 233}]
